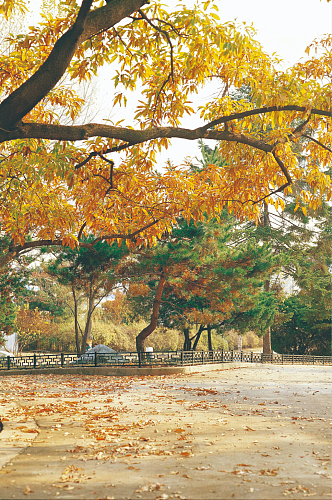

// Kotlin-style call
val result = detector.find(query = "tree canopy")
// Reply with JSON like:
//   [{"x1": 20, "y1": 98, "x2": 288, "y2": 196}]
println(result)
[{"x1": 0, "y1": 0, "x2": 331, "y2": 264}]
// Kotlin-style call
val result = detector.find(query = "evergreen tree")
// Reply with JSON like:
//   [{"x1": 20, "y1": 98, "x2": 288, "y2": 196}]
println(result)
[
  {"x1": 0, "y1": 236, "x2": 30, "y2": 343},
  {"x1": 271, "y1": 208, "x2": 331, "y2": 355},
  {"x1": 127, "y1": 216, "x2": 276, "y2": 351}
]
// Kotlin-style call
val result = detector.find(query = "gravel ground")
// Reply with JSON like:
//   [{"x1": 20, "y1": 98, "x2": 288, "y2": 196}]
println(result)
[{"x1": 0, "y1": 364, "x2": 331, "y2": 500}]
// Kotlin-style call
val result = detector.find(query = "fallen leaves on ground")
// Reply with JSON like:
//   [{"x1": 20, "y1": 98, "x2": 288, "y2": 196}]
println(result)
[
  {"x1": 135, "y1": 483, "x2": 164, "y2": 492},
  {"x1": 0, "y1": 370, "x2": 330, "y2": 500},
  {"x1": 283, "y1": 484, "x2": 310, "y2": 496},
  {"x1": 260, "y1": 469, "x2": 279, "y2": 476}
]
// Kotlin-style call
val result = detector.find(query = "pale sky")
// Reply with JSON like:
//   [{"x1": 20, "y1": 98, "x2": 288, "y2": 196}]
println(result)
[{"x1": 206, "y1": 0, "x2": 331, "y2": 67}]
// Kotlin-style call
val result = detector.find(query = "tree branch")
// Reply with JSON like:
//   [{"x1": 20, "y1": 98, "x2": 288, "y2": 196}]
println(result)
[
  {"x1": 0, "y1": 0, "x2": 148, "y2": 130},
  {"x1": 0, "y1": 122, "x2": 279, "y2": 153},
  {"x1": 200, "y1": 105, "x2": 330, "y2": 131},
  {"x1": 1, "y1": 105, "x2": 329, "y2": 147},
  {"x1": 78, "y1": 0, "x2": 149, "y2": 44},
  {"x1": 75, "y1": 142, "x2": 136, "y2": 170},
  {"x1": 0, "y1": 219, "x2": 161, "y2": 267},
  {"x1": 137, "y1": 9, "x2": 174, "y2": 125}
]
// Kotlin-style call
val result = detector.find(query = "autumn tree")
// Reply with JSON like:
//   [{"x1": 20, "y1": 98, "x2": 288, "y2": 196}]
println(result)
[
  {"x1": 15, "y1": 305, "x2": 59, "y2": 353},
  {"x1": 125, "y1": 217, "x2": 276, "y2": 351},
  {"x1": 101, "y1": 290, "x2": 130, "y2": 326},
  {"x1": 0, "y1": 0, "x2": 330, "y2": 266}
]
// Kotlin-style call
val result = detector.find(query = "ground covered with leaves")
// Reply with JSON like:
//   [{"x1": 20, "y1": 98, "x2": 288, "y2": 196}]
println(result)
[{"x1": 0, "y1": 365, "x2": 331, "y2": 499}]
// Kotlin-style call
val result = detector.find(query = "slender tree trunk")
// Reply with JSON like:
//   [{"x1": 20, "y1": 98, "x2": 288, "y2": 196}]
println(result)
[
  {"x1": 262, "y1": 201, "x2": 272, "y2": 355},
  {"x1": 136, "y1": 268, "x2": 167, "y2": 352},
  {"x1": 86, "y1": 319, "x2": 92, "y2": 346},
  {"x1": 192, "y1": 325, "x2": 204, "y2": 351},
  {"x1": 82, "y1": 282, "x2": 94, "y2": 354},
  {"x1": 183, "y1": 327, "x2": 191, "y2": 351},
  {"x1": 72, "y1": 286, "x2": 81, "y2": 355},
  {"x1": 207, "y1": 324, "x2": 213, "y2": 351},
  {"x1": 262, "y1": 279, "x2": 272, "y2": 354}
]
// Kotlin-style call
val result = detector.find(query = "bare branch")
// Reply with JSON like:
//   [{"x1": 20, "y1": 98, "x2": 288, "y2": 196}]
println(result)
[{"x1": 75, "y1": 142, "x2": 136, "y2": 170}]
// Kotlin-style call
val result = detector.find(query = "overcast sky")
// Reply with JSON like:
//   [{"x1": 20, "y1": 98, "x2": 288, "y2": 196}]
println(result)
[{"x1": 205, "y1": 0, "x2": 331, "y2": 67}]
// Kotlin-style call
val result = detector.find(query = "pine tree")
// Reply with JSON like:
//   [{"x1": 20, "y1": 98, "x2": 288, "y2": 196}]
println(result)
[{"x1": 127, "y1": 216, "x2": 276, "y2": 351}]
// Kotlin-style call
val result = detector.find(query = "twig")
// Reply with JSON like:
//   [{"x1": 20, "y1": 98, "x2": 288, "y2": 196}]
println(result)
[
  {"x1": 75, "y1": 142, "x2": 135, "y2": 170},
  {"x1": 302, "y1": 134, "x2": 332, "y2": 153}
]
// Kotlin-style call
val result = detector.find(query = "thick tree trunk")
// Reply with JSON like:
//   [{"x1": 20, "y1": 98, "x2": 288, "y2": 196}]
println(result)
[
  {"x1": 136, "y1": 268, "x2": 167, "y2": 352},
  {"x1": 207, "y1": 325, "x2": 213, "y2": 351},
  {"x1": 183, "y1": 327, "x2": 191, "y2": 351}
]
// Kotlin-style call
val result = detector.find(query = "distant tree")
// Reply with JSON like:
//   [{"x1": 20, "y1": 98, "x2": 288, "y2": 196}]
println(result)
[
  {"x1": 15, "y1": 305, "x2": 58, "y2": 353},
  {"x1": 272, "y1": 219, "x2": 331, "y2": 355},
  {"x1": 27, "y1": 267, "x2": 71, "y2": 320},
  {"x1": 0, "y1": 238, "x2": 30, "y2": 342},
  {"x1": 44, "y1": 238, "x2": 129, "y2": 354},
  {"x1": 101, "y1": 290, "x2": 130, "y2": 326}
]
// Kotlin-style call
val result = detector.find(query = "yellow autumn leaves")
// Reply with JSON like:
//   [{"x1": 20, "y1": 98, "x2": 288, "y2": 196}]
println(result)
[{"x1": 0, "y1": 0, "x2": 331, "y2": 251}]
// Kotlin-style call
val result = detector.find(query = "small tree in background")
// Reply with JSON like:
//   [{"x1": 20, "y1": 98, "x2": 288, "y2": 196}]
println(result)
[
  {"x1": 101, "y1": 291, "x2": 131, "y2": 326},
  {"x1": 44, "y1": 238, "x2": 129, "y2": 354},
  {"x1": 15, "y1": 305, "x2": 58, "y2": 353}
]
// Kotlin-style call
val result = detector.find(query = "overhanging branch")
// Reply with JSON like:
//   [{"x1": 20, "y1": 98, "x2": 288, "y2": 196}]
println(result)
[
  {"x1": 0, "y1": 219, "x2": 161, "y2": 267},
  {"x1": 302, "y1": 134, "x2": 332, "y2": 153},
  {"x1": 1, "y1": 106, "x2": 329, "y2": 149}
]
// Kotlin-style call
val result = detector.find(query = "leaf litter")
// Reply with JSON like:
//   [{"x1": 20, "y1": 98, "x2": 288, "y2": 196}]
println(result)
[{"x1": 0, "y1": 369, "x2": 331, "y2": 499}]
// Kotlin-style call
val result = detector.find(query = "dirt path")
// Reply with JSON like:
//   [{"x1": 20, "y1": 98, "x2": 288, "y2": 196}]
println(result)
[{"x1": 0, "y1": 365, "x2": 331, "y2": 499}]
